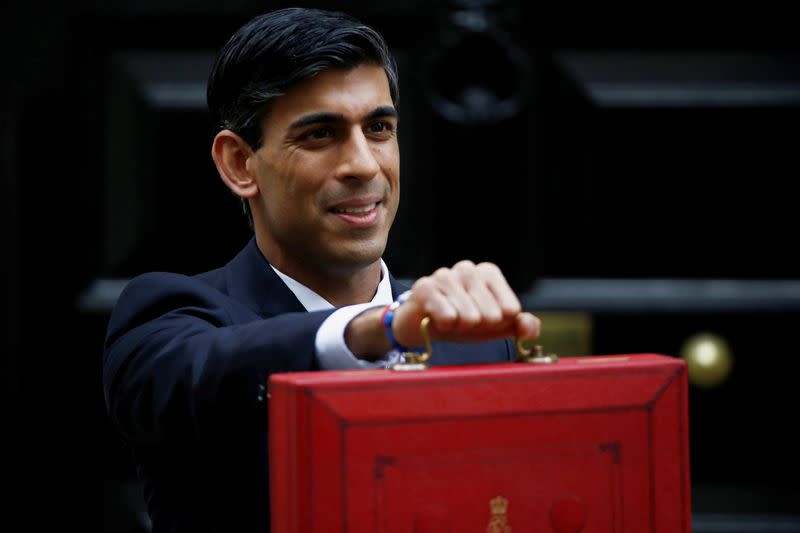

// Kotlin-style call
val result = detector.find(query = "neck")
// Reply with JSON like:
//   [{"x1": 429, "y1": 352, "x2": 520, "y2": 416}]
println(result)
[{"x1": 256, "y1": 237, "x2": 383, "y2": 307}]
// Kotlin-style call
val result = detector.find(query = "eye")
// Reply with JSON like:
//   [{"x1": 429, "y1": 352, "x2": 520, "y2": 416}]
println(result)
[
  {"x1": 304, "y1": 126, "x2": 335, "y2": 140},
  {"x1": 367, "y1": 120, "x2": 395, "y2": 135}
]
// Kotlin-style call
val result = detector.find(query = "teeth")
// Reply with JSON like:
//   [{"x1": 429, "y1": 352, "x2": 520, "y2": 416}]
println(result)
[{"x1": 333, "y1": 203, "x2": 377, "y2": 215}]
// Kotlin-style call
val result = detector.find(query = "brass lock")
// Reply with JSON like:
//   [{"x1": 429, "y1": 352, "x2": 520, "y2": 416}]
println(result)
[{"x1": 517, "y1": 343, "x2": 559, "y2": 364}]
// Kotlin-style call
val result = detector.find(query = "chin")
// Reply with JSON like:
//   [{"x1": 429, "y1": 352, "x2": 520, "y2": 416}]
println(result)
[{"x1": 330, "y1": 240, "x2": 386, "y2": 271}]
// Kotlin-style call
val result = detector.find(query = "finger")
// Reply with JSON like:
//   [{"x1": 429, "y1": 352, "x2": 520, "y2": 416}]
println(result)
[
  {"x1": 431, "y1": 266, "x2": 482, "y2": 328},
  {"x1": 479, "y1": 262, "x2": 522, "y2": 318},
  {"x1": 514, "y1": 312, "x2": 541, "y2": 341},
  {"x1": 410, "y1": 276, "x2": 458, "y2": 333},
  {"x1": 457, "y1": 265, "x2": 504, "y2": 326}
]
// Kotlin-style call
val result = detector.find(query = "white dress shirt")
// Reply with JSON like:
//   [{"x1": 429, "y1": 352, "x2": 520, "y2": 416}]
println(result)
[{"x1": 270, "y1": 260, "x2": 403, "y2": 369}]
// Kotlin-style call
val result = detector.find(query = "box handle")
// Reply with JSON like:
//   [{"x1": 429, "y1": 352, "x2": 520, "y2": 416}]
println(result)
[{"x1": 391, "y1": 318, "x2": 559, "y2": 370}]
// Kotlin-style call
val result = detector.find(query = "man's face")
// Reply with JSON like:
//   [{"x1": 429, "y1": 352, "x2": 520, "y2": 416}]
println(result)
[{"x1": 247, "y1": 64, "x2": 399, "y2": 276}]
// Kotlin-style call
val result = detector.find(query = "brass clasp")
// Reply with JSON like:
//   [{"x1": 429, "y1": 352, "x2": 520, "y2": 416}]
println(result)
[
  {"x1": 516, "y1": 342, "x2": 559, "y2": 364},
  {"x1": 391, "y1": 317, "x2": 433, "y2": 371}
]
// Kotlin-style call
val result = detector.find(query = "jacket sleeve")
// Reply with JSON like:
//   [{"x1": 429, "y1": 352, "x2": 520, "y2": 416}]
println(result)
[{"x1": 102, "y1": 272, "x2": 335, "y2": 445}]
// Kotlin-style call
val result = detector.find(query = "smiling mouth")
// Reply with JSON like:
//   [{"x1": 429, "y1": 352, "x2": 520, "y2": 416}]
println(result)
[{"x1": 330, "y1": 202, "x2": 379, "y2": 215}]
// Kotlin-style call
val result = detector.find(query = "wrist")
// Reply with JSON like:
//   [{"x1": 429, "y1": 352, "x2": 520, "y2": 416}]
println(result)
[
  {"x1": 381, "y1": 290, "x2": 412, "y2": 352},
  {"x1": 344, "y1": 306, "x2": 392, "y2": 362}
]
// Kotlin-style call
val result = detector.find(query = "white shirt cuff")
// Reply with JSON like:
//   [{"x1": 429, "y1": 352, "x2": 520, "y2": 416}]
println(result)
[{"x1": 315, "y1": 304, "x2": 402, "y2": 369}]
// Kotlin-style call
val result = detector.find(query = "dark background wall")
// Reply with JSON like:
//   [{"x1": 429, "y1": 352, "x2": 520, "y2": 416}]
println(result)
[{"x1": 3, "y1": 1, "x2": 799, "y2": 531}]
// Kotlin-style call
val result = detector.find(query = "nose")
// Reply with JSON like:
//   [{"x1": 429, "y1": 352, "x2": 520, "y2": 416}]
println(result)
[{"x1": 336, "y1": 128, "x2": 380, "y2": 181}]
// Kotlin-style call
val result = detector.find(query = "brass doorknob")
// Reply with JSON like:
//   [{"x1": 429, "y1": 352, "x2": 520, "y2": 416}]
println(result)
[{"x1": 680, "y1": 332, "x2": 733, "y2": 388}]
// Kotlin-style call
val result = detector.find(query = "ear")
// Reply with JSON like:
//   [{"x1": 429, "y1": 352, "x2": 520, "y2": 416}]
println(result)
[{"x1": 211, "y1": 129, "x2": 259, "y2": 199}]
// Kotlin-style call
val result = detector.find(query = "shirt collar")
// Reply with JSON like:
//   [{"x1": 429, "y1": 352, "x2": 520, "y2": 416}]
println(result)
[{"x1": 270, "y1": 259, "x2": 393, "y2": 311}]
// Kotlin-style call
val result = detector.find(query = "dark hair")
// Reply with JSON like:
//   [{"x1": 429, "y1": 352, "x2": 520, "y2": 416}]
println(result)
[{"x1": 207, "y1": 7, "x2": 399, "y2": 149}]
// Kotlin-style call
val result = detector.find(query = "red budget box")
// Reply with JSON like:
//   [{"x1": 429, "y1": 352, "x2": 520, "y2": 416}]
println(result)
[{"x1": 269, "y1": 354, "x2": 691, "y2": 533}]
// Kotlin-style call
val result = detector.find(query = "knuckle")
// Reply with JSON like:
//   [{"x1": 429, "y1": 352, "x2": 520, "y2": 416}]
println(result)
[
  {"x1": 433, "y1": 267, "x2": 451, "y2": 279},
  {"x1": 453, "y1": 259, "x2": 475, "y2": 272},
  {"x1": 477, "y1": 261, "x2": 501, "y2": 275},
  {"x1": 433, "y1": 268, "x2": 459, "y2": 287},
  {"x1": 412, "y1": 276, "x2": 433, "y2": 293}
]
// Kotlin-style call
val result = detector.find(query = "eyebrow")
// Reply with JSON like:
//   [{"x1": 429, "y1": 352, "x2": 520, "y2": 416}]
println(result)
[{"x1": 288, "y1": 106, "x2": 398, "y2": 130}]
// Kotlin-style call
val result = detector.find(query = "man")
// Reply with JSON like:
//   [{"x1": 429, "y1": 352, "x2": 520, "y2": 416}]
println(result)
[{"x1": 103, "y1": 7, "x2": 540, "y2": 532}]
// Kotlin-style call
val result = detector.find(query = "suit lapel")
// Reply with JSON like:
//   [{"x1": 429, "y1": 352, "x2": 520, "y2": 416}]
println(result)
[
  {"x1": 224, "y1": 238, "x2": 306, "y2": 318},
  {"x1": 389, "y1": 274, "x2": 411, "y2": 300},
  {"x1": 225, "y1": 238, "x2": 412, "y2": 319}
]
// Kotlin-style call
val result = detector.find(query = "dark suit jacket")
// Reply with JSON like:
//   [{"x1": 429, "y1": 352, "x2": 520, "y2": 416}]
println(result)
[{"x1": 103, "y1": 238, "x2": 513, "y2": 533}]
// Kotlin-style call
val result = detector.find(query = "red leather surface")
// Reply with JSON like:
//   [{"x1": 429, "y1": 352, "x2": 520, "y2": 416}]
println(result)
[{"x1": 269, "y1": 354, "x2": 691, "y2": 533}]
